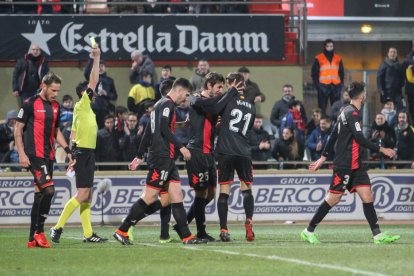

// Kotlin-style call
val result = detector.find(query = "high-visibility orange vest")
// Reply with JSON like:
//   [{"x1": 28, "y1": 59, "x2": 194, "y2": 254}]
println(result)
[{"x1": 316, "y1": 53, "x2": 342, "y2": 85}]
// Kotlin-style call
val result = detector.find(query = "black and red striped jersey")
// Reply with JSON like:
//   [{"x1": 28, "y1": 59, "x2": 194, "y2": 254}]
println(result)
[
  {"x1": 17, "y1": 94, "x2": 60, "y2": 160},
  {"x1": 322, "y1": 104, "x2": 379, "y2": 169},
  {"x1": 216, "y1": 94, "x2": 256, "y2": 157},
  {"x1": 147, "y1": 96, "x2": 183, "y2": 159},
  {"x1": 187, "y1": 103, "x2": 217, "y2": 154}
]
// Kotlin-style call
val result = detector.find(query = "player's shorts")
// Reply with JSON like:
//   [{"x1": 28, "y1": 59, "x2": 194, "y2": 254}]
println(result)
[
  {"x1": 29, "y1": 157, "x2": 54, "y2": 189},
  {"x1": 186, "y1": 149, "x2": 217, "y2": 191},
  {"x1": 74, "y1": 148, "x2": 95, "y2": 188},
  {"x1": 329, "y1": 167, "x2": 371, "y2": 194},
  {"x1": 217, "y1": 153, "x2": 253, "y2": 185},
  {"x1": 146, "y1": 155, "x2": 180, "y2": 192}
]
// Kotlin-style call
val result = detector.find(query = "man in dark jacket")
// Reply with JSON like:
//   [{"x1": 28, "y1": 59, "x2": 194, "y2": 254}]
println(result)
[
  {"x1": 306, "y1": 116, "x2": 333, "y2": 161},
  {"x1": 120, "y1": 113, "x2": 141, "y2": 162},
  {"x1": 395, "y1": 111, "x2": 414, "y2": 168},
  {"x1": 311, "y1": 39, "x2": 344, "y2": 115},
  {"x1": 0, "y1": 110, "x2": 17, "y2": 162},
  {"x1": 238, "y1": 66, "x2": 266, "y2": 104},
  {"x1": 84, "y1": 58, "x2": 118, "y2": 129},
  {"x1": 377, "y1": 47, "x2": 405, "y2": 112},
  {"x1": 368, "y1": 113, "x2": 396, "y2": 160},
  {"x1": 96, "y1": 115, "x2": 120, "y2": 170},
  {"x1": 248, "y1": 115, "x2": 272, "y2": 162},
  {"x1": 12, "y1": 44, "x2": 49, "y2": 105},
  {"x1": 129, "y1": 50, "x2": 157, "y2": 85}
]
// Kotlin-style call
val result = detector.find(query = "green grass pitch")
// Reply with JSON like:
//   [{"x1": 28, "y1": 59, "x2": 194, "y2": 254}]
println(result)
[{"x1": 0, "y1": 224, "x2": 413, "y2": 276}]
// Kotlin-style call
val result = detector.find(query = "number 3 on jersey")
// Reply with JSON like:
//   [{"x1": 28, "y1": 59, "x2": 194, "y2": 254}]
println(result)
[{"x1": 229, "y1": 109, "x2": 252, "y2": 135}]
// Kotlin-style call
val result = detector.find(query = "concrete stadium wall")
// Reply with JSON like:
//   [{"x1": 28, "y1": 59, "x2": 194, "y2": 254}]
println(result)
[{"x1": 0, "y1": 65, "x2": 303, "y2": 120}]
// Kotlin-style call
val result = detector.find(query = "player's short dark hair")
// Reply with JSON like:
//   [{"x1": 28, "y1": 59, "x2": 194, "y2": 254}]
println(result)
[
  {"x1": 160, "y1": 78, "x2": 175, "y2": 96},
  {"x1": 162, "y1": 64, "x2": 172, "y2": 71},
  {"x1": 115, "y1": 105, "x2": 128, "y2": 116},
  {"x1": 255, "y1": 114, "x2": 263, "y2": 119},
  {"x1": 62, "y1": 94, "x2": 73, "y2": 102},
  {"x1": 172, "y1": 78, "x2": 192, "y2": 92},
  {"x1": 42, "y1": 72, "x2": 62, "y2": 86},
  {"x1": 312, "y1": 108, "x2": 321, "y2": 114},
  {"x1": 104, "y1": 114, "x2": 115, "y2": 121},
  {"x1": 128, "y1": 112, "x2": 137, "y2": 118},
  {"x1": 348, "y1": 81, "x2": 365, "y2": 99},
  {"x1": 324, "y1": 39, "x2": 334, "y2": 47},
  {"x1": 226, "y1": 72, "x2": 244, "y2": 84},
  {"x1": 282, "y1": 84, "x2": 293, "y2": 90},
  {"x1": 75, "y1": 80, "x2": 89, "y2": 99},
  {"x1": 139, "y1": 70, "x2": 152, "y2": 80},
  {"x1": 203, "y1": 72, "x2": 225, "y2": 90}
]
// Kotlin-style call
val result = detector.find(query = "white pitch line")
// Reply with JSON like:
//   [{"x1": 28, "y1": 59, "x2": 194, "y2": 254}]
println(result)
[{"x1": 64, "y1": 237, "x2": 386, "y2": 276}]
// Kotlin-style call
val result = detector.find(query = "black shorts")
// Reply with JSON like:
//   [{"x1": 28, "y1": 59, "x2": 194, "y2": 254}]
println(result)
[
  {"x1": 146, "y1": 155, "x2": 180, "y2": 192},
  {"x1": 186, "y1": 149, "x2": 217, "y2": 191},
  {"x1": 74, "y1": 148, "x2": 95, "y2": 188},
  {"x1": 217, "y1": 154, "x2": 253, "y2": 185},
  {"x1": 329, "y1": 167, "x2": 371, "y2": 194},
  {"x1": 29, "y1": 157, "x2": 54, "y2": 189}
]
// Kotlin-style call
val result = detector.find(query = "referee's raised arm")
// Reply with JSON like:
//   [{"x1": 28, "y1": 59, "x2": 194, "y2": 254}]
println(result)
[{"x1": 88, "y1": 46, "x2": 101, "y2": 91}]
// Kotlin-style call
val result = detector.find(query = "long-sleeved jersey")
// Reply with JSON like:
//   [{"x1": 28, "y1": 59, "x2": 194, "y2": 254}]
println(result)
[{"x1": 322, "y1": 104, "x2": 380, "y2": 169}]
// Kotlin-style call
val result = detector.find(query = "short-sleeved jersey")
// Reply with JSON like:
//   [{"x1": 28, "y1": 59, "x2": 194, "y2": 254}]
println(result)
[
  {"x1": 216, "y1": 94, "x2": 256, "y2": 157},
  {"x1": 17, "y1": 94, "x2": 60, "y2": 160},
  {"x1": 187, "y1": 102, "x2": 217, "y2": 154},
  {"x1": 72, "y1": 90, "x2": 98, "y2": 149},
  {"x1": 323, "y1": 104, "x2": 379, "y2": 169},
  {"x1": 148, "y1": 96, "x2": 182, "y2": 159}
]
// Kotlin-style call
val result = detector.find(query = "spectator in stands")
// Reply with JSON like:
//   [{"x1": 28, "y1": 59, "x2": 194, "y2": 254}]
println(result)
[
  {"x1": 190, "y1": 59, "x2": 210, "y2": 91},
  {"x1": 368, "y1": 113, "x2": 396, "y2": 161},
  {"x1": 155, "y1": 65, "x2": 176, "y2": 101},
  {"x1": 12, "y1": 44, "x2": 49, "y2": 105},
  {"x1": 271, "y1": 127, "x2": 301, "y2": 169},
  {"x1": 138, "y1": 100, "x2": 155, "y2": 136},
  {"x1": 128, "y1": 70, "x2": 155, "y2": 119},
  {"x1": 270, "y1": 84, "x2": 307, "y2": 130},
  {"x1": 248, "y1": 114, "x2": 272, "y2": 162},
  {"x1": 307, "y1": 116, "x2": 333, "y2": 161},
  {"x1": 168, "y1": 0, "x2": 188, "y2": 13},
  {"x1": 377, "y1": 46, "x2": 406, "y2": 112},
  {"x1": 0, "y1": 0, "x2": 13, "y2": 13},
  {"x1": 219, "y1": 0, "x2": 248, "y2": 13},
  {"x1": 394, "y1": 111, "x2": 414, "y2": 168},
  {"x1": 306, "y1": 108, "x2": 321, "y2": 136},
  {"x1": 59, "y1": 94, "x2": 73, "y2": 129},
  {"x1": 311, "y1": 39, "x2": 344, "y2": 115},
  {"x1": 381, "y1": 99, "x2": 397, "y2": 128},
  {"x1": 237, "y1": 66, "x2": 265, "y2": 104},
  {"x1": 280, "y1": 99, "x2": 306, "y2": 159},
  {"x1": 96, "y1": 115, "x2": 120, "y2": 170},
  {"x1": 110, "y1": 0, "x2": 144, "y2": 14},
  {"x1": 0, "y1": 110, "x2": 18, "y2": 162},
  {"x1": 129, "y1": 50, "x2": 157, "y2": 85},
  {"x1": 13, "y1": 0, "x2": 37, "y2": 13},
  {"x1": 1, "y1": 141, "x2": 20, "y2": 172},
  {"x1": 330, "y1": 89, "x2": 350, "y2": 122},
  {"x1": 120, "y1": 113, "x2": 141, "y2": 162},
  {"x1": 144, "y1": 0, "x2": 168, "y2": 13},
  {"x1": 114, "y1": 105, "x2": 128, "y2": 138},
  {"x1": 84, "y1": 58, "x2": 118, "y2": 129},
  {"x1": 37, "y1": 0, "x2": 62, "y2": 14}
]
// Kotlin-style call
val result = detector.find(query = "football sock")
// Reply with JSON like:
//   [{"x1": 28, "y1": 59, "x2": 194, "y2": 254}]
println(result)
[
  {"x1": 187, "y1": 198, "x2": 210, "y2": 224},
  {"x1": 119, "y1": 198, "x2": 147, "y2": 232},
  {"x1": 171, "y1": 202, "x2": 191, "y2": 239},
  {"x1": 136, "y1": 200, "x2": 162, "y2": 221},
  {"x1": 37, "y1": 186, "x2": 55, "y2": 233},
  {"x1": 363, "y1": 202, "x2": 381, "y2": 236},
  {"x1": 242, "y1": 190, "x2": 254, "y2": 220},
  {"x1": 80, "y1": 202, "x2": 93, "y2": 238},
  {"x1": 160, "y1": 204, "x2": 171, "y2": 239},
  {"x1": 55, "y1": 197, "x2": 80, "y2": 229},
  {"x1": 29, "y1": 192, "x2": 42, "y2": 241},
  {"x1": 194, "y1": 197, "x2": 207, "y2": 235},
  {"x1": 307, "y1": 200, "x2": 331, "y2": 232},
  {"x1": 218, "y1": 193, "x2": 229, "y2": 230}
]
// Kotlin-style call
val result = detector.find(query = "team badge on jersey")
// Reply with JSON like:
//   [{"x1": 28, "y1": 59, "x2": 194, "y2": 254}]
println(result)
[
  {"x1": 162, "y1": 107, "x2": 170, "y2": 117},
  {"x1": 18, "y1": 108, "x2": 24, "y2": 119},
  {"x1": 355, "y1": 122, "x2": 361, "y2": 131}
]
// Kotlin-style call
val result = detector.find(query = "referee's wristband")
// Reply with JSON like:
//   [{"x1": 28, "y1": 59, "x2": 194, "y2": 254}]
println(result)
[{"x1": 64, "y1": 146, "x2": 72, "y2": 154}]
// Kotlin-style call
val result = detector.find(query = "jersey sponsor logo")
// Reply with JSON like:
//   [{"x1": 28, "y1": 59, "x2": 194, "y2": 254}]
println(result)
[
  {"x1": 18, "y1": 108, "x2": 24, "y2": 119},
  {"x1": 355, "y1": 122, "x2": 361, "y2": 131},
  {"x1": 162, "y1": 107, "x2": 170, "y2": 117},
  {"x1": 36, "y1": 109, "x2": 46, "y2": 113}
]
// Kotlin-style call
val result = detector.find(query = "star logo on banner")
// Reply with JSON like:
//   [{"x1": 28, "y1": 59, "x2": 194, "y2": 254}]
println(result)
[{"x1": 21, "y1": 21, "x2": 56, "y2": 55}]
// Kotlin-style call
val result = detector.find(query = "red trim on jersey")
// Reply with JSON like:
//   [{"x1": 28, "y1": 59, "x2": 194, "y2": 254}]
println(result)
[
  {"x1": 167, "y1": 180, "x2": 181, "y2": 184},
  {"x1": 160, "y1": 191, "x2": 168, "y2": 195},
  {"x1": 350, "y1": 184, "x2": 371, "y2": 193},
  {"x1": 240, "y1": 180, "x2": 253, "y2": 185},
  {"x1": 49, "y1": 102, "x2": 59, "y2": 160},
  {"x1": 219, "y1": 181, "x2": 233, "y2": 185},
  {"x1": 203, "y1": 116, "x2": 212, "y2": 154},
  {"x1": 328, "y1": 189, "x2": 344, "y2": 194},
  {"x1": 170, "y1": 112, "x2": 176, "y2": 159},
  {"x1": 351, "y1": 139, "x2": 359, "y2": 169},
  {"x1": 39, "y1": 181, "x2": 54, "y2": 189},
  {"x1": 34, "y1": 98, "x2": 45, "y2": 158}
]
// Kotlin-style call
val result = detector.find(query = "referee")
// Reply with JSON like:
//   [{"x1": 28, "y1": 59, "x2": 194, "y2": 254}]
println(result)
[{"x1": 50, "y1": 45, "x2": 107, "y2": 243}]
